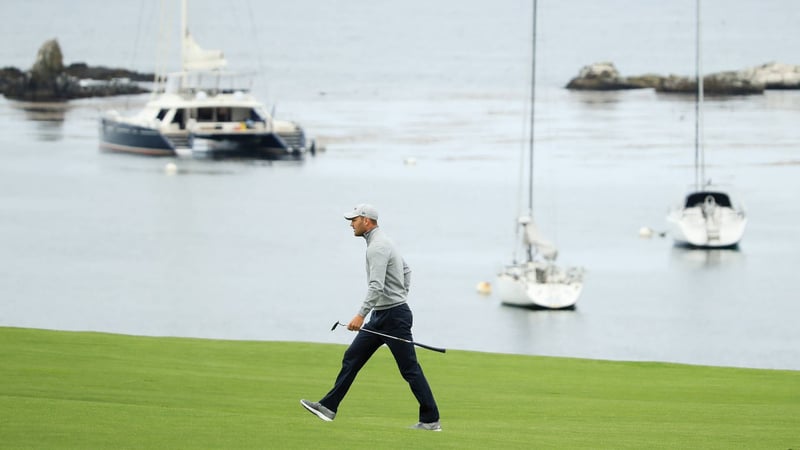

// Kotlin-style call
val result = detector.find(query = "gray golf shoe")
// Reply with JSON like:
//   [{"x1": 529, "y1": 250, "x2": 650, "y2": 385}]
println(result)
[
  {"x1": 300, "y1": 399, "x2": 336, "y2": 422},
  {"x1": 410, "y1": 421, "x2": 442, "y2": 431}
]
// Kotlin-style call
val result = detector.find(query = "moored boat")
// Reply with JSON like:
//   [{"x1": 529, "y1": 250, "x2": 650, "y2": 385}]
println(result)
[
  {"x1": 495, "y1": 0, "x2": 584, "y2": 310},
  {"x1": 99, "y1": 0, "x2": 312, "y2": 160},
  {"x1": 666, "y1": 0, "x2": 746, "y2": 248}
]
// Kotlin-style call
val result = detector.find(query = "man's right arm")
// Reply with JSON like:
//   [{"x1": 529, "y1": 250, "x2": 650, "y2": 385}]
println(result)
[
  {"x1": 402, "y1": 259, "x2": 411, "y2": 293},
  {"x1": 358, "y1": 244, "x2": 390, "y2": 317},
  {"x1": 347, "y1": 314, "x2": 364, "y2": 331}
]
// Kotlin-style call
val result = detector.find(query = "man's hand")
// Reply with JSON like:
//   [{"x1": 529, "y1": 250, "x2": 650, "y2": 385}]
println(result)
[{"x1": 347, "y1": 315, "x2": 364, "y2": 331}]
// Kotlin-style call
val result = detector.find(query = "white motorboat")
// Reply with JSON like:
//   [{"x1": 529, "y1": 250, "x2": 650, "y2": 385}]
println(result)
[
  {"x1": 496, "y1": 0, "x2": 584, "y2": 310},
  {"x1": 667, "y1": 0, "x2": 747, "y2": 248},
  {"x1": 99, "y1": 0, "x2": 313, "y2": 160}
]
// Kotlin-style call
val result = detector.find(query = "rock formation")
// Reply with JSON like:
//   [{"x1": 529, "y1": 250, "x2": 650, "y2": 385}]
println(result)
[
  {"x1": 1, "y1": 39, "x2": 152, "y2": 101},
  {"x1": 566, "y1": 61, "x2": 800, "y2": 95},
  {"x1": 565, "y1": 62, "x2": 643, "y2": 90},
  {"x1": 741, "y1": 62, "x2": 800, "y2": 89},
  {"x1": 658, "y1": 71, "x2": 764, "y2": 95}
]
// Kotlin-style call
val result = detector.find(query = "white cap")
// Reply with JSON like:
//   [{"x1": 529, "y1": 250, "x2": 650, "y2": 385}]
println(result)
[{"x1": 344, "y1": 203, "x2": 379, "y2": 220}]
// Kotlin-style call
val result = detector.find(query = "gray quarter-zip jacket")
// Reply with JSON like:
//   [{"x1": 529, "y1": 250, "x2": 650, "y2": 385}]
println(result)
[{"x1": 358, "y1": 227, "x2": 411, "y2": 317}]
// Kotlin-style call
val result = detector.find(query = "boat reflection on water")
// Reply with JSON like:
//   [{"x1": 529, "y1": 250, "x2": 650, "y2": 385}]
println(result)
[
  {"x1": 669, "y1": 245, "x2": 745, "y2": 268},
  {"x1": 13, "y1": 102, "x2": 68, "y2": 121},
  {"x1": 498, "y1": 306, "x2": 580, "y2": 355}
]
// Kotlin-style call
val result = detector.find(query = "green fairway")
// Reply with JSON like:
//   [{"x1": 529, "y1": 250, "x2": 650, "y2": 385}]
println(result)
[{"x1": 0, "y1": 327, "x2": 797, "y2": 449}]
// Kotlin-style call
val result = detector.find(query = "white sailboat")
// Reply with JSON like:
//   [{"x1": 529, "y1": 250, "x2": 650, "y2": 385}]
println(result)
[
  {"x1": 495, "y1": 0, "x2": 584, "y2": 310},
  {"x1": 667, "y1": 0, "x2": 747, "y2": 248}
]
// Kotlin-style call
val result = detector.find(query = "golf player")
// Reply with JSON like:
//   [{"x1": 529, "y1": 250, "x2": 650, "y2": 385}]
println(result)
[{"x1": 300, "y1": 203, "x2": 441, "y2": 431}]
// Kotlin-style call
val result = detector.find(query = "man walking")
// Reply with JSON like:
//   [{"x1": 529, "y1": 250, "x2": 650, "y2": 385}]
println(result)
[{"x1": 300, "y1": 203, "x2": 441, "y2": 431}]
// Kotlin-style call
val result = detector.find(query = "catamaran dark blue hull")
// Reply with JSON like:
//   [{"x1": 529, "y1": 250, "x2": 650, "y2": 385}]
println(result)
[
  {"x1": 190, "y1": 132, "x2": 302, "y2": 160},
  {"x1": 99, "y1": 118, "x2": 175, "y2": 156},
  {"x1": 99, "y1": 118, "x2": 304, "y2": 160}
]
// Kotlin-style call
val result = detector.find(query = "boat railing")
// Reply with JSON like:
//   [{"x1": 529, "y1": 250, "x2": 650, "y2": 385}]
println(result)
[
  {"x1": 187, "y1": 120, "x2": 267, "y2": 133},
  {"x1": 153, "y1": 70, "x2": 256, "y2": 96}
]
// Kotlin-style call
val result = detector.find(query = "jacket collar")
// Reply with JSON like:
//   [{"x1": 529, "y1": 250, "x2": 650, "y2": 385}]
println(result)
[{"x1": 363, "y1": 226, "x2": 379, "y2": 244}]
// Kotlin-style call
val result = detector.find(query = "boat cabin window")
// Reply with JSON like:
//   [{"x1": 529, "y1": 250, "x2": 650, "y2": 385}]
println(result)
[
  {"x1": 197, "y1": 107, "x2": 214, "y2": 122},
  {"x1": 217, "y1": 107, "x2": 231, "y2": 122},
  {"x1": 685, "y1": 191, "x2": 732, "y2": 207},
  {"x1": 247, "y1": 109, "x2": 264, "y2": 122},
  {"x1": 171, "y1": 109, "x2": 185, "y2": 129},
  {"x1": 195, "y1": 107, "x2": 245, "y2": 122},
  {"x1": 189, "y1": 107, "x2": 266, "y2": 123},
  {"x1": 156, "y1": 109, "x2": 169, "y2": 121}
]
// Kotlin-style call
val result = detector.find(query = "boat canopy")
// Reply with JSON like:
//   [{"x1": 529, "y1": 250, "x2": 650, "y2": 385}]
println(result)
[{"x1": 684, "y1": 191, "x2": 732, "y2": 208}]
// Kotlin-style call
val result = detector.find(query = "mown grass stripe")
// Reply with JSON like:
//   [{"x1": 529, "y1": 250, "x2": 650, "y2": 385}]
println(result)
[{"x1": 1, "y1": 326, "x2": 797, "y2": 449}]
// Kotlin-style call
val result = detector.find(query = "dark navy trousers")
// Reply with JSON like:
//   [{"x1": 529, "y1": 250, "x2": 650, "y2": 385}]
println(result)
[{"x1": 320, "y1": 303, "x2": 440, "y2": 423}]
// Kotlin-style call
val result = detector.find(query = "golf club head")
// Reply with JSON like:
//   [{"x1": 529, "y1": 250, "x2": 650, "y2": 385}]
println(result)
[{"x1": 330, "y1": 321, "x2": 342, "y2": 331}]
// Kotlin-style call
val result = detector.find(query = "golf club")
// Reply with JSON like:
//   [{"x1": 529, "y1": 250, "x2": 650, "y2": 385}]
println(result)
[{"x1": 330, "y1": 321, "x2": 446, "y2": 354}]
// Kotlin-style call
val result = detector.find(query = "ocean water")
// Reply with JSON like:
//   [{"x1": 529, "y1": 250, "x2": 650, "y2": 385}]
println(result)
[{"x1": 1, "y1": 0, "x2": 799, "y2": 370}]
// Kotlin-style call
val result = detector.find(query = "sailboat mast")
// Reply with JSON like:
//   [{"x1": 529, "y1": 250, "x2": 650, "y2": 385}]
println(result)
[
  {"x1": 524, "y1": 0, "x2": 538, "y2": 263},
  {"x1": 694, "y1": 0, "x2": 704, "y2": 190},
  {"x1": 528, "y1": 0, "x2": 537, "y2": 214},
  {"x1": 181, "y1": 0, "x2": 188, "y2": 71}
]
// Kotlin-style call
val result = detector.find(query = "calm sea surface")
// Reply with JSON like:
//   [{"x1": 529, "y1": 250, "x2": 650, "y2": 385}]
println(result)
[{"x1": 1, "y1": 0, "x2": 799, "y2": 370}]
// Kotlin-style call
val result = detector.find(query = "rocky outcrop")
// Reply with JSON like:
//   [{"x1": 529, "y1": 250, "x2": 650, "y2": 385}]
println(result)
[
  {"x1": 31, "y1": 38, "x2": 65, "y2": 80},
  {"x1": 624, "y1": 74, "x2": 663, "y2": 89},
  {"x1": 565, "y1": 62, "x2": 643, "y2": 90},
  {"x1": 0, "y1": 67, "x2": 25, "y2": 95},
  {"x1": 64, "y1": 62, "x2": 153, "y2": 82},
  {"x1": 567, "y1": 61, "x2": 800, "y2": 95},
  {"x1": 1, "y1": 39, "x2": 152, "y2": 101},
  {"x1": 741, "y1": 62, "x2": 800, "y2": 89},
  {"x1": 657, "y1": 71, "x2": 764, "y2": 95}
]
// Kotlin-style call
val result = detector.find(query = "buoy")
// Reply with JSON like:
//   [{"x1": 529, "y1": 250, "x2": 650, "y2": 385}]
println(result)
[
  {"x1": 164, "y1": 162, "x2": 177, "y2": 175},
  {"x1": 639, "y1": 226, "x2": 653, "y2": 238},
  {"x1": 476, "y1": 281, "x2": 492, "y2": 295}
]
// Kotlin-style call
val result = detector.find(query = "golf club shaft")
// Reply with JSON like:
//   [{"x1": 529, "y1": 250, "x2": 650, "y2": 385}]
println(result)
[
  {"x1": 333, "y1": 322, "x2": 446, "y2": 353},
  {"x1": 359, "y1": 327, "x2": 447, "y2": 354}
]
